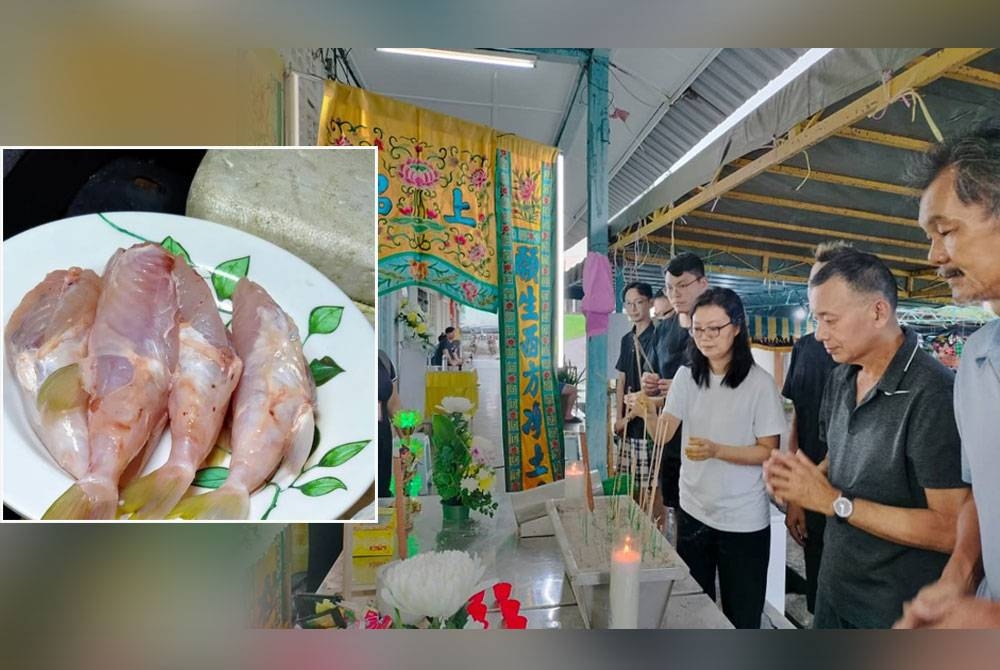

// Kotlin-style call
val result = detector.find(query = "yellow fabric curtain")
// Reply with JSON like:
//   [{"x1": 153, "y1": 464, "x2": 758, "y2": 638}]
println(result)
[{"x1": 318, "y1": 81, "x2": 500, "y2": 311}]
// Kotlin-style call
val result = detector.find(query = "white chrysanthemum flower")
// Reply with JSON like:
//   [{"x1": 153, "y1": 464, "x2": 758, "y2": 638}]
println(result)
[
  {"x1": 379, "y1": 551, "x2": 488, "y2": 621},
  {"x1": 437, "y1": 396, "x2": 473, "y2": 414},
  {"x1": 470, "y1": 436, "x2": 494, "y2": 463},
  {"x1": 461, "y1": 476, "x2": 479, "y2": 493}
]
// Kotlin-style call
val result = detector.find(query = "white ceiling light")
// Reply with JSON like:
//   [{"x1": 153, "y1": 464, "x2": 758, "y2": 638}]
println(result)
[{"x1": 376, "y1": 48, "x2": 536, "y2": 69}]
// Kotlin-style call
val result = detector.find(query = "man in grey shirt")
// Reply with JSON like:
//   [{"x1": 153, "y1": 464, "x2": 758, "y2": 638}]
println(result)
[
  {"x1": 897, "y1": 125, "x2": 1000, "y2": 628},
  {"x1": 765, "y1": 251, "x2": 969, "y2": 628}
]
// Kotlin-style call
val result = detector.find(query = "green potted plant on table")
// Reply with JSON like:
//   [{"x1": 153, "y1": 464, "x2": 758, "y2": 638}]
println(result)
[{"x1": 431, "y1": 397, "x2": 498, "y2": 522}]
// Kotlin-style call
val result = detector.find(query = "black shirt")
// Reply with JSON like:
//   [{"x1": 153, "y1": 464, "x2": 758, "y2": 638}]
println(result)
[
  {"x1": 781, "y1": 333, "x2": 837, "y2": 463},
  {"x1": 378, "y1": 350, "x2": 397, "y2": 498},
  {"x1": 615, "y1": 323, "x2": 657, "y2": 439},
  {"x1": 650, "y1": 314, "x2": 690, "y2": 382},
  {"x1": 816, "y1": 327, "x2": 967, "y2": 628},
  {"x1": 431, "y1": 341, "x2": 447, "y2": 366},
  {"x1": 648, "y1": 315, "x2": 691, "y2": 458}
]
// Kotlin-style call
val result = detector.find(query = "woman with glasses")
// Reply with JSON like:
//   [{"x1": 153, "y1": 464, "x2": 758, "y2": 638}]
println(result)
[{"x1": 651, "y1": 287, "x2": 786, "y2": 628}]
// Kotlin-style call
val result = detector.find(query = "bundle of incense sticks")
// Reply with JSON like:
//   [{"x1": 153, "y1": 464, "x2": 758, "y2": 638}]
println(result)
[
  {"x1": 391, "y1": 445, "x2": 408, "y2": 560},
  {"x1": 580, "y1": 432, "x2": 595, "y2": 513}
]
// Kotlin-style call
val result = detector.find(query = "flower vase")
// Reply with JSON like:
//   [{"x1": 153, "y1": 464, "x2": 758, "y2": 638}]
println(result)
[{"x1": 441, "y1": 499, "x2": 470, "y2": 524}]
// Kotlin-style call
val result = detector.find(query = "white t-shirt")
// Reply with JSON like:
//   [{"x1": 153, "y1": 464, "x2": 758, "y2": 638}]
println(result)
[{"x1": 664, "y1": 364, "x2": 786, "y2": 532}]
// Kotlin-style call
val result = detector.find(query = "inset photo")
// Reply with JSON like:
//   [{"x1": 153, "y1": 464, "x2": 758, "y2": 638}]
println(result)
[{"x1": 2, "y1": 147, "x2": 376, "y2": 521}]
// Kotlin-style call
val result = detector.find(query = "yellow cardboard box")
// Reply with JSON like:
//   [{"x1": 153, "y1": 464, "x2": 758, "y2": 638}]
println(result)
[{"x1": 353, "y1": 507, "x2": 396, "y2": 557}]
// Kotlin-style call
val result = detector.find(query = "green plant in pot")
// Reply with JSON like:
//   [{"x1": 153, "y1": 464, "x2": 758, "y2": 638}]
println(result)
[{"x1": 431, "y1": 397, "x2": 498, "y2": 520}]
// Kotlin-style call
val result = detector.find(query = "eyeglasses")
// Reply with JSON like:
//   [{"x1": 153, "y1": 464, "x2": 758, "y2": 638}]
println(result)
[
  {"x1": 665, "y1": 277, "x2": 700, "y2": 294},
  {"x1": 691, "y1": 322, "x2": 733, "y2": 338}
]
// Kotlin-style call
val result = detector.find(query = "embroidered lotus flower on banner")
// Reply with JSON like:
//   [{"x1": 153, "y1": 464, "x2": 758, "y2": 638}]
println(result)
[{"x1": 318, "y1": 81, "x2": 499, "y2": 312}]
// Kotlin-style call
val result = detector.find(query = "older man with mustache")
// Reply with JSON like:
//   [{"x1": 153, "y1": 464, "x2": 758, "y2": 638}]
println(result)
[{"x1": 896, "y1": 124, "x2": 1000, "y2": 629}]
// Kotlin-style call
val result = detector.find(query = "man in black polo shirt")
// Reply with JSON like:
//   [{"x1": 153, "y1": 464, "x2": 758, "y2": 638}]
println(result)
[
  {"x1": 614, "y1": 281, "x2": 657, "y2": 499},
  {"x1": 765, "y1": 251, "x2": 969, "y2": 628},
  {"x1": 781, "y1": 242, "x2": 851, "y2": 615}
]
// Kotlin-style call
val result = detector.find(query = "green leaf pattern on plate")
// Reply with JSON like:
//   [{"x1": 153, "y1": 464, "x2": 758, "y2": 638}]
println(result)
[
  {"x1": 309, "y1": 356, "x2": 344, "y2": 387},
  {"x1": 161, "y1": 236, "x2": 193, "y2": 266},
  {"x1": 100, "y1": 213, "x2": 370, "y2": 519},
  {"x1": 211, "y1": 256, "x2": 251, "y2": 301},
  {"x1": 192, "y1": 466, "x2": 230, "y2": 489}
]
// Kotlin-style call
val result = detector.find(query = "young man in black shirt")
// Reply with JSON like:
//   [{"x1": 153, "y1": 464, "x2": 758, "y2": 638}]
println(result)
[{"x1": 614, "y1": 281, "x2": 657, "y2": 499}]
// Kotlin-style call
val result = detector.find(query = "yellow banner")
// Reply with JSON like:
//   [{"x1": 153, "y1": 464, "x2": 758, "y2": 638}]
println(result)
[{"x1": 318, "y1": 81, "x2": 499, "y2": 311}]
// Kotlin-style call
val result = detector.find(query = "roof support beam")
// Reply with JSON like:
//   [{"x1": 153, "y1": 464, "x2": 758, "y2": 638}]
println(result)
[
  {"x1": 642, "y1": 236, "x2": 935, "y2": 281},
  {"x1": 730, "y1": 158, "x2": 922, "y2": 198},
  {"x1": 611, "y1": 48, "x2": 988, "y2": 250},
  {"x1": 914, "y1": 56, "x2": 1000, "y2": 91},
  {"x1": 832, "y1": 127, "x2": 934, "y2": 152},
  {"x1": 690, "y1": 210, "x2": 930, "y2": 251},
  {"x1": 724, "y1": 190, "x2": 917, "y2": 228},
  {"x1": 649, "y1": 226, "x2": 929, "y2": 267}
]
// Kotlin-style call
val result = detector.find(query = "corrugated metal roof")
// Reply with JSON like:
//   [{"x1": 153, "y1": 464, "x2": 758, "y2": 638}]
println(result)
[{"x1": 605, "y1": 48, "x2": 806, "y2": 218}]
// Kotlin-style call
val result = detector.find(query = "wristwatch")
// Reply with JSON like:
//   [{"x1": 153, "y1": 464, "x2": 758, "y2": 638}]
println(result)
[{"x1": 832, "y1": 494, "x2": 854, "y2": 522}]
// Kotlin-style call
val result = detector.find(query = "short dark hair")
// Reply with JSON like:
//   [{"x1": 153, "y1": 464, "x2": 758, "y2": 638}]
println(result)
[
  {"x1": 810, "y1": 251, "x2": 898, "y2": 310},
  {"x1": 653, "y1": 290, "x2": 668, "y2": 301},
  {"x1": 438, "y1": 333, "x2": 447, "y2": 342},
  {"x1": 622, "y1": 281, "x2": 653, "y2": 301},
  {"x1": 445, "y1": 326, "x2": 455, "y2": 334},
  {"x1": 908, "y1": 122, "x2": 1000, "y2": 218},
  {"x1": 813, "y1": 240, "x2": 855, "y2": 263},
  {"x1": 665, "y1": 252, "x2": 705, "y2": 279},
  {"x1": 687, "y1": 287, "x2": 754, "y2": 389}
]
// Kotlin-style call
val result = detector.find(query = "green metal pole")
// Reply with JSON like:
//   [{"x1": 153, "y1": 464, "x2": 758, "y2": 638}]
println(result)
[{"x1": 585, "y1": 50, "x2": 610, "y2": 480}]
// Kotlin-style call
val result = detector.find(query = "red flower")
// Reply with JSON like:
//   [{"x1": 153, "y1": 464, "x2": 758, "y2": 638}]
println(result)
[
  {"x1": 400, "y1": 206, "x2": 413, "y2": 215},
  {"x1": 374, "y1": 139, "x2": 384, "y2": 150},
  {"x1": 455, "y1": 234, "x2": 467, "y2": 246},
  {"x1": 500, "y1": 599, "x2": 527, "y2": 629},
  {"x1": 426, "y1": 209, "x2": 438, "y2": 219},
  {"x1": 493, "y1": 583, "x2": 512, "y2": 602},
  {"x1": 478, "y1": 213, "x2": 485, "y2": 222}
]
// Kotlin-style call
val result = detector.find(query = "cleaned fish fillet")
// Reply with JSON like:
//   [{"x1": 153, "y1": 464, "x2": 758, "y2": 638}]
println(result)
[
  {"x1": 44, "y1": 244, "x2": 178, "y2": 519},
  {"x1": 120, "y1": 257, "x2": 242, "y2": 519},
  {"x1": 4, "y1": 268, "x2": 101, "y2": 479},
  {"x1": 169, "y1": 278, "x2": 315, "y2": 520}
]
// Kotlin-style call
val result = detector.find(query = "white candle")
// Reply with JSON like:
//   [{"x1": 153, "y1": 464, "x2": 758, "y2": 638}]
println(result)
[
  {"x1": 564, "y1": 460, "x2": 586, "y2": 499},
  {"x1": 610, "y1": 535, "x2": 641, "y2": 629}
]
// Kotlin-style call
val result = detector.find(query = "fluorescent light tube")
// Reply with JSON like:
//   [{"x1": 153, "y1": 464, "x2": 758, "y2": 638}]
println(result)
[{"x1": 377, "y1": 48, "x2": 536, "y2": 69}]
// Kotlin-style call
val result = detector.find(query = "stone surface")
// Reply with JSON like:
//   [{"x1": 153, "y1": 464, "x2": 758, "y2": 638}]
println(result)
[{"x1": 186, "y1": 148, "x2": 375, "y2": 306}]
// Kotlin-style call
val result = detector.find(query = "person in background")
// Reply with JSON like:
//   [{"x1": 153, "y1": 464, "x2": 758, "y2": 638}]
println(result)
[
  {"x1": 897, "y1": 124, "x2": 1000, "y2": 628},
  {"x1": 430, "y1": 333, "x2": 448, "y2": 368},
  {"x1": 614, "y1": 281, "x2": 657, "y2": 503},
  {"x1": 781, "y1": 241, "x2": 853, "y2": 616},
  {"x1": 765, "y1": 251, "x2": 968, "y2": 628},
  {"x1": 378, "y1": 349, "x2": 401, "y2": 499},
  {"x1": 445, "y1": 326, "x2": 462, "y2": 370},
  {"x1": 651, "y1": 287, "x2": 786, "y2": 628},
  {"x1": 652, "y1": 290, "x2": 675, "y2": 322}
]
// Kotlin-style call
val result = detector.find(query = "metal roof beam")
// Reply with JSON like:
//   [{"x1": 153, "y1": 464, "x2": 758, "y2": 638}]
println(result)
[
  {"x1": 690, "y1": 210, "x2": 930, "y2": 252},
  {"x1": 640, "y1": 236, "x2": 934, "y2": 281},
  {"x1": 611, "y1": 48, "x2": 989, "y2": 250},
  {"x1": 724, "y1": 190, "x2": 917, "y2": 228},
  {"x1": 730, "y1": 158, "x2": 922, "y2": 198},
  {"x1": 649, "y1": 226, "x2": 929, "y2": 267},
  {"x1": 832, "y1": 127, "x2": 934, "y2": 152}
]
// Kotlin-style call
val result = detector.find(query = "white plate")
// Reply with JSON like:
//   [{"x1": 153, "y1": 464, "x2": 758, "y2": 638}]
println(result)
[{"x1": 2, "y1": 212, "x2": 376, "y2": 521}]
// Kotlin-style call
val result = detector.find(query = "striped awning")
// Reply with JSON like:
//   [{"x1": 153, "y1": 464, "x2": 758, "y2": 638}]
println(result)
[{"x1": 750, "y1": 316, "x2": 813, "y2": 340}]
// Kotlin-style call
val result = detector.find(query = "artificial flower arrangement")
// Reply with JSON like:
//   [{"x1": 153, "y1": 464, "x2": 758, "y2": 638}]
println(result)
[
  {"x1": 373, "y1": 550, "x2": 527, "y2": 629},
  {"x1": 395, "y1": 297, "x2": 433, "y2": 350},
  {"x1": 390, "y1": 409, "x2": 426, "y2": 522},
  {"x1": 432, "y1": 397, "x2": 498, "y2": 517}
]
